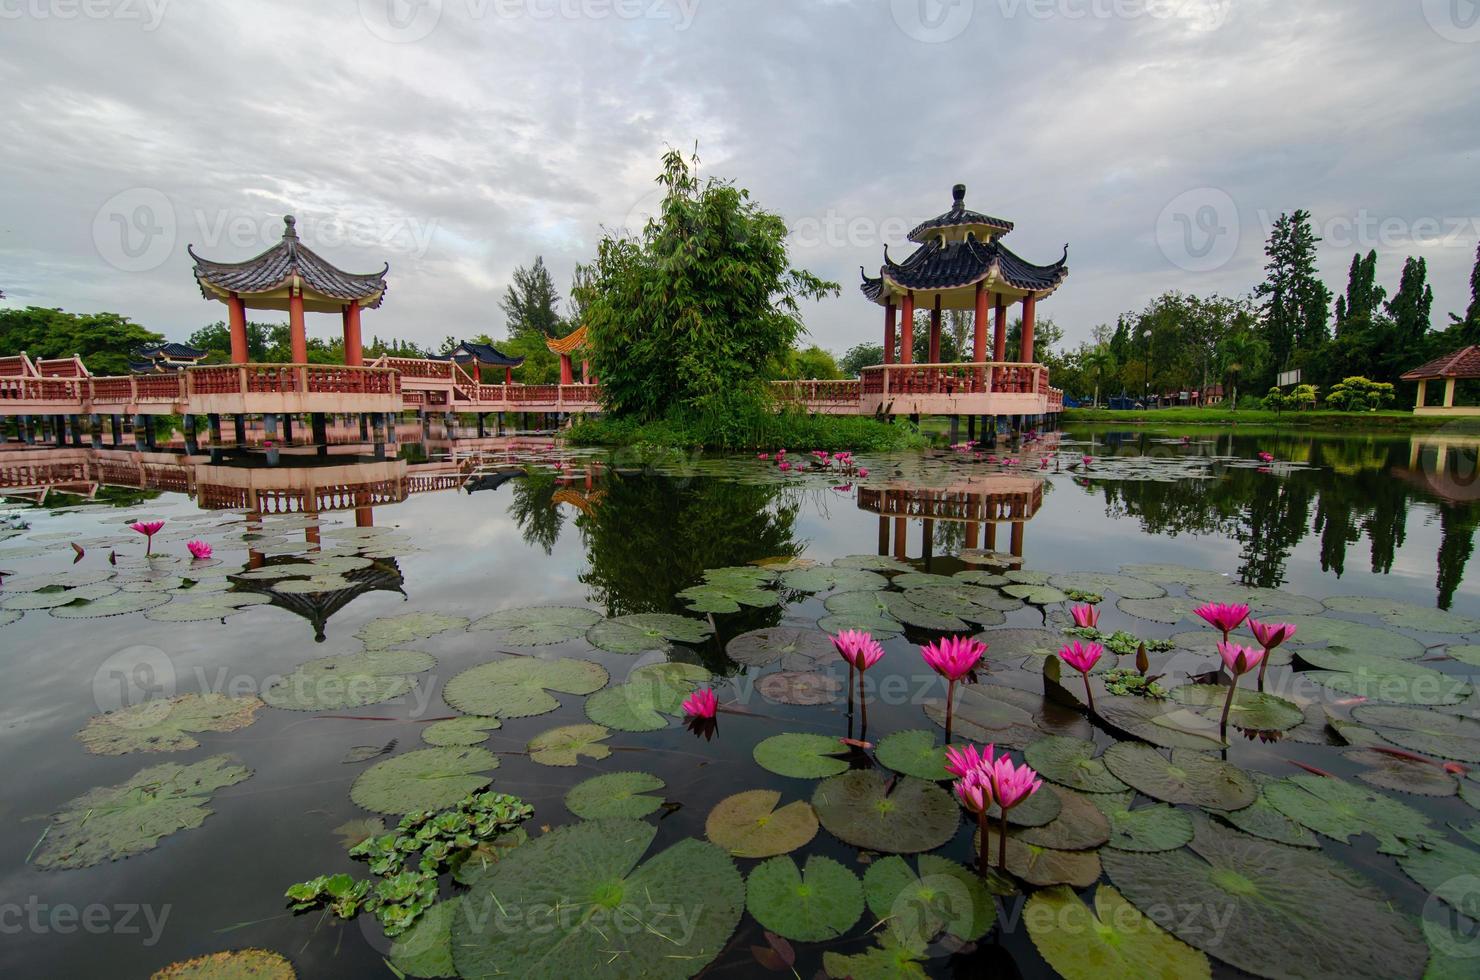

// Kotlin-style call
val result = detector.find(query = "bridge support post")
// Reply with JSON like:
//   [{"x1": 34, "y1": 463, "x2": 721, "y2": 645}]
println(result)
[
  {"x1": 360, "y1": 414, "x2": 370, "y2": 441},
  {"x1": 949, "y1": 415, "x2": 959, "y2": 445},
  {"x1": 110, "y1": 415, "x2": 123, "y2": 446},
  {"x1": 312, "y1": 413, "x2": 328, "y2": 457},
  {"x1": 70, "y1": 415, "x2": 85, "y2": 447},
  {"x1": 893, "y1": 517, "x2": 908, "y2": 562},
  {"x1": 281, "y1": 413, "x2": 293, "y2": 446},
  {"x1": 234, "y1": 415, "x2": 246, "y2": 447},
  {"x1": 967, "y1": 415, "x2": 976, "y2": 443},
  {"x1": 878, "y1": 516, "x2": 889, "y2": 556},
  {"x1": 476, "y1": 413, "x2": 486, "y2": 438},
  {"x1": 183, "y1": 414, "x2": 199, "y2": 456},
  {"x1": 263, "y1": 414, "x2": 280, "y2": 465},
  {"x1": 26, "y1": 416, "x2": 39, "y2": 445},
  {"x1": 53, "y1": 415, "x2": 66, "y2": 448},
  {"x1": 371, "y1": 413, "x2": 387, "y2": 461},
  {"x1": 89, "y1": 415, "x2": 101, "y2": 450},
  {"x1": 132, "y1": 415, "x2": 148, "y2": 452},
  {"x1": 208, "y1": 414, "x2": 222, "y2": 446}
]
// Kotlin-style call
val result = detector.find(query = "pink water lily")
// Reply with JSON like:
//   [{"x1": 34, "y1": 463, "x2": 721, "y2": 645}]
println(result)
[
  {"x1": 186, "y1": 540, "x2": 213, "y2": 561},
  {"x1": 1194, "y1": 601, "x2": 1250, "y2": 641},
  {"x1": 1082, "y1": 455, "x2": 1093, "y2": 466},
  {"x1": 778, "y1": 462, "x2": 790, "y2": 471},
  {"x1": 129, "y1": 520, "x2": 165, "y2": 556},
  {"x1": 1249, "y1": 619, "x2": 1297, "y2": 691},
  {"x1": 1216, "y1": 640, "x2": 1265, "y2": 740},
  {"x1": 1059, "y1": 641, "x2": 1104, "y2": 712},
  {"x1": 987, "y1": 756, "x2": 1044, "y2": 871},
  {"x1": 831, "y1": 629, "x2": 885, "y2": 732},
  {"x1": 953, "y1": 769, "x2": 995, "y2": 876},
  {"x1": 1070, "y1": 604, "x2": 1099, "y2": 628},
  {"x1": 1258, "y1": 451, "x2": 1275, "y2": 463},
  {"x1": 757, "y1": 453, "x2": 770, "y2": 460},
  {"x1": 944, "y1": 742, "x2": 996, "y2": 780},
  {"x1": 857, "y1": 468, "x2": 869, "y2": 478},
  {"x1": 921, "y1": 635, "x2": 987, "y2": 742},
  {"x1": 681, "y1": 688, "x2": 718, "y2": 719}
]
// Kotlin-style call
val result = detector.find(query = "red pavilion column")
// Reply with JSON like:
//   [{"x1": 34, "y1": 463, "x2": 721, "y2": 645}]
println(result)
[
  {"x1": 504, "y1": 367, "x2": 513, "y2": 386},
  {"x1": 928, "y1": 295, "x2": 941, "y2": 363},
  {"x1": 973, "y1": 284, "x2": 988, "y2": 363},
  {"x1": 228, "y1": 293, "x2": 249, "y2": 363},
  {"x1": 581, "y1": 360, "x2": 590, "y2": 383},
  {"x1": 559, "y1": 354, "x2": 574, "y2": 385},
  {"x1": 342, "y1": 301, "x2": 363, "y2": 366},
  {"x1": 993, "y1": 295, "x2": 1008, "y2": 362},
  {"x1": 883, "y1": 301, "x2": 896, "y2": 365},
  {"x1": 900, "y1": 292, "x2": 915, "y2": 366},
  {"x1": 288, "y1": 285, "x2": 308, "y2": 364},
  {"x1": 1020, "y1": 294, "x2": 1037, "y2": 363}
]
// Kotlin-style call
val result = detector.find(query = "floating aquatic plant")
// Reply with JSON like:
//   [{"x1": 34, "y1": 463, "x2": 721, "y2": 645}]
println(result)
[
  {"x1": 129, "y1": 519, "x2": 164, "y2": 556},
  {"x1": 1058, "y1": 640, "x2": 1104, "y2": 712},
  {"x1": 1216, "y1": 640, "x2": 1264, "y2": 740},
  {"x1": 832, "y1": 628, "x2": 885, "y2": 732},
  {"x1": 920, "y1": 634, "x2": 986, "y2": 742}
]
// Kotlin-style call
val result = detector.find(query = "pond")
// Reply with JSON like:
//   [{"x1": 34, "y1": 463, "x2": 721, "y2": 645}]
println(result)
[{"x1": 1, "y1": 427, "x2": 1478, "y2": 978}]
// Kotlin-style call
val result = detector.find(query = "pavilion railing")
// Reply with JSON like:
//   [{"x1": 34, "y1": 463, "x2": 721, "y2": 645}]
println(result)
[
  {"x1": 860, "y1": 362, "x2": 1050, "y2": 397},
  {"x1": 374, "y1": 357, "x2": 455, "y2": 381},
  {"x1": 771, "y1": 380, "x2": 863, "y2": 404}
]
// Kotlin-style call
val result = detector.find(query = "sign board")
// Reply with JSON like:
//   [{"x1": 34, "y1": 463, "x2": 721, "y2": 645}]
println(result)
[{"x1": 1277, "y1": 369, "x2": 1302, "y2": 387}]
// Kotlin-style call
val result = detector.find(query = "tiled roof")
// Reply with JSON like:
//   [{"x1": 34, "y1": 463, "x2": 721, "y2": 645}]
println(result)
[
  {"x1": 546, "y1": 324, "x2": 588, "y2": 355},
  {"x1": 441, "y1": 341, "x2": 525, "y2": 368},
  {"x1": 136, "y1": 342, "x2": 207, "y2": 360},
  {"x1": 189, "y1": 216, "x2": 389, "y2": 308},
  {"x1": 907, "y1": 185, "x2": 1014, "y2": 243},
  {"x1": 1401, "y1": 345, "x2": 1480, "y2": 380},
  {"x1": 860, "y1": 235, "x2": 1069, "y2": 302}
]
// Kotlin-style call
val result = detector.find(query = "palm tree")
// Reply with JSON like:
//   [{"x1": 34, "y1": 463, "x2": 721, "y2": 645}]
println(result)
[
  {"x1": 1082, "y1": 345, "x2": 1116, "y2": 408},
  {"x1": 1219, "y1": 331, "x2": 1262, "y2": 409}
]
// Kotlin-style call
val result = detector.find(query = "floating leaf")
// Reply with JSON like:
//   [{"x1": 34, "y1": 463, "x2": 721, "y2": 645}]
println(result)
[
  {"x1": 585, "y1": 613, "x2": 713, "y2": 654},
  {"x1": 262, "y1": 650, "x2": 435, "y2": 712},
  {"x1": 704, "y1": 564, "x2": 778, "y2": 586},
  {"x1": 779, "y1": 566, "x2": 888, "y2": 593},
  {"x1": 1003, "y1": 583, "x2": 1069, "y2": 605},
  {"x1": 746, "y1": 855, "x2": 863, "y2": 942},
  {"x1": 443, "y1": 658, "x2": 608, "y2": 719},
  {"x1": 388, "y1": 897, "x2": 458, "y2": 979},
  {"x1": 726, "y1": 627, "x2": 840, "y2": 670},
  {"x1": 821, "y1": 936, "x2": 929, "y2": 980},
  {"x1": 924, "y1": 685, "x2": 1043, "y2": 749},
  {"x1": 1169, "y1": 684, "x2": 1305, "y2": 732},
  {"x1": 831, "y1": 554, "x2": 912, "y2": 573},
  {"x1": 584, "y1": 662, "x2": 709, "y2": 732},
  {"x1": 1104, "y1": 742, "x2": 1255, "y2": 810},
  {"x1": 355, "y1": 612, "x2": 467, "y2": 649},
  {"x1": 892, "y1": 572, "x2": 962, "y2": 589},
  {"x1": 1185, "y1": 584, "x2": 1323, "y2": 616},
  {"x1": 676, "y1": 581, "x2": 780, "y2": 614},
  {"x1": 1352, "y1": 704, "x2": 1480, "y2": 762},
  {"x1": 1263, "y1": 773, "x2": 1437, "y2": 855},
  {"x1": 50, "y1": 590, "x2": 170, "y2": 618},
  {"x1": 903, "y1": 584, "x2": 1015, "y2": 624},
  {"x1": 862, "y1": 854, "x2": 1001, "y2": 953},
  {"x1": 753, "y1": 733, "x2": 850, "y2": 779},
  {"x1": 1205, "y1": 771, "x2": 1319, "y2": 848},
  {"x1": 1345, "y1": 748, "x2": 1458, "y2": 796},
  {"x1": 1102, "y1": 814, "x2": 1429, "y2": 980},
  {"x1": 469, "y1": 606, "x2": 602, "y2": 645},
  {"x1": 1023, "y1": 736, "x2": 1128, "y2": 794},
  {"x1": 1088, "y1": 792, "x2": 1194, "y2": 852},
  {"x1": 1445, "y1": 644, "x2": 1480, "y2": 667},
  {"x1": 0, "y1": 568, "x2": 112, "y2": 592},
  {"x1": 975, "y1": 825, "x2": 1102, "y2": 887},
  {"x1": 1050, "y1": 571, "x2": 1166, "y2": 600},
  {"x1": 143, "y1": 597, "x2": 265, "y2": 622},
  {"x1": 880, "y1": 591, "x2": 969, "y2": 631},
  {"x1": 1398, "y1": 837, "x2": 1480, "y2": 915},
  {"x1": 1279, "y1": 614, "x2": 1425, "y2": 659},
  {"x1": 1323, "y1": 595, "x2": 1480, "y2": 634},
  {"x1": 1005, "y1": 569, "x2": 1054, "y2": 586},
  {"x1": 706, "y1": 789, "x2": 819, "y2": 858},
  {"x1": 819, "y1": 589, "x2": 903, "y2": 636},
  {"x1": 756, "y1": 671, "x2": 843, "y2": 705},
  {"x1": 76, "y1": 694, "x2": 262, "y2": 755},
  {"x1": 1011, "y1": 788, "x2": 1110, "y2": 849},
  {"x1": 451, "y1": 820, "x2": 743, "y2": 980},
  {"x1": 986, "y1": 783, "x2": 1063, "y2": 827},
  {"x1": 3, "y1": 583, "x2": 116, "y2": 610},
  {"x1": 349, "y1": 747, "x2": 498, "y2": 815},
  {"x1": 150, "y1": 948, "x2": 296, "y2": 980},
  {"x1": 876, "y1": 730, "x2": 950, "y2": 781},
  {"x1": 564, "y1": 771, "x2": 665, "y2": 820},
  {"x1": 33, "y1": 754, "x2": 251, "y2": 869},
  {"x1": 420, "y1": 716, "x2": 501, "y2": 747},
  {"x1": 333, "y1": 817, "x2": 385, "y2": 849},
  {"x1": 1027, "y1": 884, "x2": 1210, "y2": 980},
  {"x1": 976, "y1": 627, "x2": 1065, "y2": 662},
  {"x1": 1116, "y1": 595, "x2": 1199, "y2": 624},
  {"x1": 1095, "y1": 694, "x2": 1226, "y2": 751},
  {"x1": 1119, "y1": 563, "x2": 1228, "y2": 586},
  {"x1": 1297, "y1": 648, "x2": 1472, "y2": 705},
  {"x1": 526, "y1": 724, "x2": 612, "y2": 766},
  {"x1": 812, "y1": 771, "x2": 958, "y2": 854}
]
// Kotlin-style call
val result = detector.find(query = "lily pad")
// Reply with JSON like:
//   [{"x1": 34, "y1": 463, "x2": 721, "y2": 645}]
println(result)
[
  {"x1": 757, "y1": 671, "x2": 843, "y2": 705},
  {"x1": 1011, "y1": 788, "x2": 1111, "y2": 850},
  {"x1": 1206, "y1": 771, "x2": 1320, "y2": 848},
  {"x1": 726, "y1": 627, "x2": 840, "y2": 670},
  {"x1": 584, "y1": 662, "x2": 709, "y2": 732},
  {"x1": 469, "y1": 606, "x2": 602, "y2": 645},
  {"x1": 1116, "y1": 595, "x2": 1199, "y2": 625},
  {"x1": 349, "y1": 747, "x2": 498, "y2": 815},
  {"x1": 586, "y1": 613, "x2": 714, "y2": 653},
  {"x1": 746, "y1": 855, "x2": 863, "y2": 942},
  {"x1": 975, "y1": 825, "x2": 1102, "y2": 887},
  {"x1": 821, "y1": 937, "x2": 929, "y2": 980},
  {"x1": 1186, "y1": 583, "x2": 1323, "y2": 616},
  {"x1": 1345, "y1": 748, "x2": 1459, "y2": 796},
  {"x1": 355, "y1": 612, "x2": 467, "y2": 649},
  {"x1": 876, "y1": 729, "x2": 951, "y2": 781},
  {"x1": 892, "y1": 572, "x2": 963, "y2": 589},
  {"x1": 388, "y1": 898, "x2": 458, "y2": 979},
  {"x1": 1104, "y1": 742, "x2": 1256, "y2": 810},
  {"x1": 77, "y1": 694, "x2": 263, "y2": 755},
  {"x1": 1003, "y1": 583, "x2": 1069, "y2": 605},
  {"x1": 443, "y1": 658, "x2": 608, "y2": 719},
  {"x1": 753, "y1": 733, "x2": 850, "y2": 779},
  {"x1": 1398, "y1": 837, "x2": 1480, "y2": 915},
  {"x1": 862, "y1": 854, "x2": 1001, "y2": 953},
  {"x1": 779, "y1": 566, "x2": 888, "y2": 593},
  {"x1": 881, "y1": 591, "x2": 970, "y2": 631},
  {"x1": 1023, "y1": 736, "x2": 1128, "y2": 794},
  {"x1": 1119, "y1": 563, "x2": 1228, "y2": 587},
  {"x1": 143, "y1": 597, "x2": 265, "y2": 623},
  {"x1": 1169, "y1": 684, "x2": 1305, "y2": 732},
  {"x1": 1297, "y1": 648, "x2": 1472, "y2": 706},
  {"x1": 262, "y1": 650, "x2": 435, "y2": 712},
  {"x1": 986, "y1": 783, "x2": 1063, "y2": 827},
  {"x1": 812, "y1": 771, "x2": 958, "y2": 853},
  {"x1": 1352, "y1": 704, "x2": 1480, "y2": 762},
  {"x1": 564, "y1": 772, "x2": 666, "y2": 820},
  {"x1": 33, "y1": 754, "x2": 252, "y2": 869},
  {"x1": 676, "y1": 581, "x2": 780, "y2": 614},
  {"x1": 904, "y1": 585, "x2": 1015, "y2": 624},
  {"x1": 1445, "y1": 644, "x2": 1480, "y2": 667},
  {"x1": 1094, "y1": 694, "x2": 1226, "y2": 751},
  {"x1": 1088, "y1": 792, "x2": 1194, "y2": 852},
  {"x1": 1323, "y1": 595, "x2": 1480, "y2": 633},
  {"x1": 1027, "y1": 884, "x2": 1210, "y2": 980},
  {"x1": 1280, "y1": 613, "x2": 1425, "y2": 659},
  {"x1": 1, "y1": 568, "x2": 113, "y2": 592},
  {"x1": 706, "y1": 789, "x2": 819, "y2": 858},
  {"x1": 976, "y1": 627, "x2": 1065, "y2": 662},
  {"x1": 526, "y1": 724, "x2": 612, "y2": 766},
  {"x1": 1102, "y1": 814, "x2": 1429, "y2": 980},
  {"x1": 1263, "y1": 772, "x2": 1437, "y2": 855},
  {"x1": 420, "y1": 716, "x2": 502, "y2": 747},
  {"x1": 3, "y1": 583, "x2": 117, "y2": 610},
  {"x1": 819, "y1": 590, "x2": 903, "y2": 637},
  {"x1": 832, "y1": 554, "x2": 912, "y2": 573},
  {"x1": 150, "y1": 948, "x2": 296, "y2": 980},
  {"x1": 50, "y1": 590, "x2": 170, "y2": 618},
  {"x1": 451, "y1": 819, "x2": 743, "y2": 980},
  {"x1": 924, "y1": 686, "x2": 1043, "y2": 749},
  {"x1": 1050, "y1": 571, "x2": 1166, "y2": 600}
]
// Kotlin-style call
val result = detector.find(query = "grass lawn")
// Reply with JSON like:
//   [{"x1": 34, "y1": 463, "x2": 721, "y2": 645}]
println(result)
[{"x1": 1059, "y1": 407, "x2": 1477, "y2": 432}]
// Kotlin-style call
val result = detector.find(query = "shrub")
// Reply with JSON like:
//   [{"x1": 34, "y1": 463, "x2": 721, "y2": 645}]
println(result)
[{"x1": 1326, "y1": 376, "x2": 1395, "y2": 411}]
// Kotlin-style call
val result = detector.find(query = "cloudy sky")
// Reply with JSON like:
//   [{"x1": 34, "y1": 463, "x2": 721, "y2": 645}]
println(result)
[{"x1": 1, "y1": 0, "x2": 1477, "y2": 357}]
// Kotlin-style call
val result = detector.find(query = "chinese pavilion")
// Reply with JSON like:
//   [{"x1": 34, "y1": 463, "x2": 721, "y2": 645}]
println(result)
[
  {"x1": 546, "y1": 324, "x2": 592, "y2": 384},
  {"x1": 440, "y1": 340, "x2": 526, "y2": 385}
]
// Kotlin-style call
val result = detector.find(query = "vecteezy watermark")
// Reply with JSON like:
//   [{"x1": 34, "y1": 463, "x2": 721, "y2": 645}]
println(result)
[
  {"x1": 358, "y1": 0, "x2": 699, "y2": 43},
  {"x1": 0, "y1": 898, "x2": 171, "y2": 946},
  {"x1": 1155, "y1": 187, "x2": 1240, "y2": 273},
  {"x1": 1422, "y1": 0, "x2": 1480, "y2": 43},
  {"x1": 891, "y1": 0, "x2": 975, "y2": 42},
  {"x1": 0, "y1": 0, "x2": 170, "y2": 30},
  {"x1": 1254, "y1": 209, "x2": 1480, "y2": 252},
  {"x1": 1423, "y1": 875, "x2": 1480, "y2": 960},
  {"x1": 91, "y1": 189, "x2": 442, "y2": 273},
  {"x1": 788, "y1": 211, "x2": 914, "y2": 252},
  {"x1": 993, "y1": 0, "x2": 1230, "y2": 28}
]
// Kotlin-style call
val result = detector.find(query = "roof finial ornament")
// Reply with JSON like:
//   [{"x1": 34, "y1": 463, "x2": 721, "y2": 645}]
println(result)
[
  {"x1": 952, "y1": 184, "x2": 966, "y2": 207},
  {"x1": 282, "y1": 215, "x2": 298, "y2": 239}
]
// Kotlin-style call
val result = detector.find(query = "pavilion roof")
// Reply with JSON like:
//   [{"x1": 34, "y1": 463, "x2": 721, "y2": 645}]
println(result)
[
  {"x1": 546, "y1": 324, "x2": 588, "y2": 355},
  {"x1": 908, "y1": 185, "x2": 1014, "y2": 244},
  {"x1": 189, "y1": 215, "x2": 389, "y2": 311},
  {"x1": 1401, "y1": 345, "x2": 1480, "y2": 381},
  {"x1": 859, "y1": 235, "x2": 1069, "y2": 305},
  {"x1": 136, "y1": 342, "x2": 208, "y2": 360},
  {"x1": 437, "y1": 341, "x2": 525, "y2": 368}
]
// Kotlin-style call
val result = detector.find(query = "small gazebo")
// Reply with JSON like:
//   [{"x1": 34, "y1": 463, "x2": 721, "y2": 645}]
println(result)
[
  {"x1": 546, "y1": 324, "x2": 592, "y2": 384},
  {"x1": 440, "y1": 340, "x2": 525, "y2": 385},
  {"x1": 189, "y1": 215, "x2": 389, "y2": 366},
  {"x1": 860, "y1": 185, "x2": 1069, "y2": 366},
  {"x1": 130, "y1": 342, "x2": 208, "y2": 373},
  {"x1": 1402, "y1": 345, "x2": 1480, "y2": 416}
]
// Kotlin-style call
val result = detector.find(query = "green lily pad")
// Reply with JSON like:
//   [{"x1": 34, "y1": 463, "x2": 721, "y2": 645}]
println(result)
[
  {"x1": 954, "y1": 569, "x2": 1009, "y2": 586},
  {"x1": 1297, "y1": 648, "x2": 1472, "y2": 705},
  {"x1": 1094, "y1": 694, "x2": 1227, "y2": 751},
  {"x1": 527, "y1": 724, "x2": 612, "y2": 766},
  {"x1": 3, "y1": 583, "x2": 117, "y2": 610},
  {"x1": 150, "y1": 948, "x2": 296, "y2": 980},
  {"x1": 1263, "y1": 773, "x2": 1438, "y2": 855},
  {"x1": 779, "y1": 566, "x2": 888, "y2": 593},
  {"x1": 1119, "y1": 563, "x2": 1228, "y2": 587},
  {"x1": 1104, "y1": 742, "x2": 1256, "y2": 810},
  {"x1": 757, "y1": 671, "x2": 844, "y2": 705},
  {"x1": 1353, "y1": 704, "x2": 1480, "y2": 762},
  {"x1": 1398, "y1": 837, "x2": 1480, "y2": 915},
  {"x1": 976, "y1": 627, "x2": 1065, "y2": 662},
  {"x1": 420, "y1": 716, "x2": 502, "y2": 747},
  {"x1": 1186, "y1": 583, "x2": 1323, "y2": 616},
  {"x1": 706, "y1": 789, "x2": 819, "y2": 858},
  {"x1": 892, "y1": 572, "x2": 963, "y2": 589},
  {"x1": 923, "y1": 685, "x2": 1043, "y2": 749},
  {"x1": 469, "y1": 606, "x2": 602, "y2": 645},
  {"x1": 0, "y1": 609, "x2": 20, "y2": 628},
  {"x1": 349, "y1": 747, "x2": 498, "y2": 814},
  {"x1": 1010, "y1": 788, "x2": 1110, "y2": 850},
  {"x1": 812, "y1": 771, "x2": 958, "y2": 854},
  {"x1": 1205, "y1": 770, "x2": 1320, "y2": 848},
  {"x1": 564, "y1": 772, "x2": 666, "y2": 820},
  {"x1": 1170, "y1": 629, "x2": 1293, "y2": 666},
  {"x1": 745, "y1": 855, "x2": 863, "y2": 942},
  {"x1": 1050, "y1": 571, "x2": 1166, "y2": 600},
  {"x1": 451, "y1": 820, "x2": 743, "y2": 980},
  {"x1": 903, "y1": 585, "x2": 1015, "y2": 624},
  {"x1": 876, "y1": 730, "x2": 950, "y2": 781},
  {"x1": 143, "y1": 597, "x2": 265, "y2": 622},
  {"x1": 355, "y1": 612, "x2": 467, "y2": 649},
  {"x1": 273, "y1": 576, "x2": 353, "y2": 595},
  {"x1": 822, "y1": 936, "x2": 929, "y2": 980},
  {"x1": 1, "y1": 568, "x2": 113, "y2": 592},
  {"x1": 1102, "y1": 814, "x2": 1429, "y2": 980},
  {"x1": 32, "y1": 754, "x2": 252, "y2": 869},
  {"x1": 1027, "y1": 884, "x2": 1211, "y2": 980},
  {"x1": 1323, "y1": 595, "x2": 1480, "y2": 633},
  {"x1": 881, "y1": 591, "x2": 970, "y2": 631},
  {"x1": 584, "y1": 662, "x2": 709, "y2": 732},
  {"x1": 986, "y1": 783, "x2": 1063, "y2": 827},
  {"x1": 388, "y1": 897, "x2": 458, "y2": 979},
  {"x1": 50, "y1": 590, "x2": 170, "y2": 618},
  {"x1": 702, "y1": 565, "x2": 778, "y2": 586},
  {"x1": 1005, "y1": 569, "x2": 1054, "y2": 586},
  {"x1": 1279, "y1": 613, "x2": 1425, "y2": 659},
  {"x1": 819, "y1": 590, "x2": 903, "y2": 637},
  {"x1": 1003, "y1": 583, "x2": 1069, "y2": 605},
  {"x1": 77, "y1": 694, "x2": 263, "y2": 755},
  {"x1": 1089, "y1": 792, "x2": 1194, "y2": 852},
  {"x1": 442, "y1": 658, "x2": 609, "y2": 719},
  {"x1": 676, "y1": 580, "x2": 780, "y2": 614},
  {"x1": 262, "y1": 650, "x2": 436, "y2": 712},
  {"x1": 753, "y1": 733, "x2": 850, "y2": 779},
  {"x1": 1023, "y1": 736, "x2": 1128, "y2": 794},
  {"x1": 1116, "y1": 595, "x2": 1199, "y2": 624},
  {"x1": 1445, "y1": 644, "x2": 1480, "y2": 667},
  {"x1": 862, "y1": 854, "x2": 1001, "y2": 953},
  {"x1": 1344, "y1": 748, "x2": 1459, "y2": 796},
  {"x1": 832, "y1": 554, "x2": 912, "y2": 573},
  {"x1": 1169, "y1": 684, "x2": 1306, "y2": 732},
  {"x1": 726, "y1": 627, "x2": 840, "y2": 670},
  {"x1": 586, "y1": 613, "x2": 714, "y2": 653},
  {"x1": 975, "y1": 824, "x2": 1103, "y2": 887}
]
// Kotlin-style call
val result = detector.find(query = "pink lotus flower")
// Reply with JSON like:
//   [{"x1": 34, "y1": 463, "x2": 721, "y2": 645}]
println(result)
[
  {"x1": 922, "y1": 636, "x2": 988, "y2": 743},
  {"x1": 778, "y1": 462, "x2": 790, "y2": 471},
  {"x1": 1248, "y1": 619, "x2": 1296, "y2": 691},
  {"x1": 987, "y1": 756, "x2": 1044, "y2": 872},
  {"x1": 1082, "y1": 455, "x2": 1093, "y2": 466},
  {"x1": 681, "y1": 688, "x2": 718, "y2": 719},
  {"x1": 1258, "y1": 451, "x2": 1274, "y2": 463},
  {"x1": 831, "y1": 629, "x2": 885, "y2": 733},
  {"x1": 1218, "y1": 640, "x2": 1264, "y2": 678},
  {"x1": 129, "y1": 520, "x2": 165, "y2": 556},
  {"x1": 1040, "y1": 458, "x2": 1049, "y2": 468},
  {"x1": 1070, "y1": 604, "x2": 1099, "y2": 628},
  {"x1": 186, "y1": 540, "x2": 212, "y2": 561},
  {"x1": 1060, "y1": 641, "x2": 1104, "y2": 712},
  {"x1": 1194, "y1": 601, "x2": 1250, "y2": 641},
  {"x1": 776, "y1": 448, "x2": 787, "y2": 456},
  {"x1": 945, "y1": 742, "x2": 996, "y2": 780},
  {"x1": 953, "y1": 771, "x2": 991, "y2": 814},
  {"x1": 857, "y1": 468, "x2": 869, "y2": 478}
]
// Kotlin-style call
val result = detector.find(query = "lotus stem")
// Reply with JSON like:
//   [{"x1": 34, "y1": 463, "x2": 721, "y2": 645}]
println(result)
[
  {"x1": 945, "y1": 679, "x2": 955, "y2": 744},
  {"x1": 858, "y1": 667, "x2": 868, "y2": 734},
  {"x1": 998, "y1": 810, "x2": 1009, "y2": 871},
  {"x1": 976, "y1": 810, "x2": 989, "y2": 877},
  {"x1": 1082, "y1": 674, "x2": 1095, "y2": 714},
  {"x1": 1220, "y1": 675, "x2": 1238, "y2": 740},
  {"x1": 1256, "y1": 650, "x2": 1270, "y2": 693}
]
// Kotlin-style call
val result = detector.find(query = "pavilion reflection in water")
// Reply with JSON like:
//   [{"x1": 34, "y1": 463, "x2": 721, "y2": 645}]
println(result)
[{"x1": 858, "y1": 473, "x2": 1044, "y2": 564}]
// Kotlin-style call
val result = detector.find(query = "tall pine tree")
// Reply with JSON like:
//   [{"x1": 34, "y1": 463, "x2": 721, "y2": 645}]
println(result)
[
  {"x1": 1334, "y1": 250, "x2": 1384, "y2": 333},
  {"x1": 1386, "y1": 256, "x2": 1434, "y2": 348},
  {"x1": 500, "y1": 256, "x2": 565, "y2": 339},
  {"x1": 1254, "y1": 210, "x2": 1331, "y2": 380},
  {"x1": 1452, "y1": 241, "x2": 1480, "y2": 344}
]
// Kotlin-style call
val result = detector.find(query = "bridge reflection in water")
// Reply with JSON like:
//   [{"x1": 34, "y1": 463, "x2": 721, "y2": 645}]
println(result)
[{"x1": 857, "y1": 474, "x2": 1045, "y2": 565}]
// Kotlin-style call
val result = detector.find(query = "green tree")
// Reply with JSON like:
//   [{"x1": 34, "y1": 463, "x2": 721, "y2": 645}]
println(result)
[
  {"x1": 582, "y1": 148, "x2": 837, "y2": 420},
  {"x1": 1384, "y1": 256, "x2": 1435, "y2": 377},
  {"x1": 1334, "y1": 250, "x2": 1385, "y2": 332},
  {"x1": 0, "y1": 307, "x2": 163, "y2": 375},
  {"x1": 188, "y1": 320, "x2": 274, "y2": 362},
  {"x1": 501, "y1": 256, "x2": 565, "y2": 340},
  {"x1": 839, "y1": 343, "x2": 883, "y2": 378},
  {"x1": 1254, "y1": 210, "x2": 1331, "y2": 382},
  {"x1": 1451, "y1": 242, "x2": 1480, "y2": 344},
  {"x1": 773, "y1": 345, "x2": 841, "y2": 380},
  {"x1": 1218, "y1": 326, "x2": 1264, "y2": 407},
  {"x1": 1082, "y1": 344, "x2": 1116, "y2": 407},
  {"x1": 567, "y1": 262, "x2": 596, "y2": 330}
]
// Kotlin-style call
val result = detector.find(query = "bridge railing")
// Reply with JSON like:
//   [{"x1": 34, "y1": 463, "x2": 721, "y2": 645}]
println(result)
[
  {"x1": 860, "y1": 362, "x2": 1049, "y2": 396},
  {"x1": 374, "y1": 357, "x2": 454, "y2": 381},
  {"x1": 771, "y1": 379, "x2": 862, "y2": 404}
]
